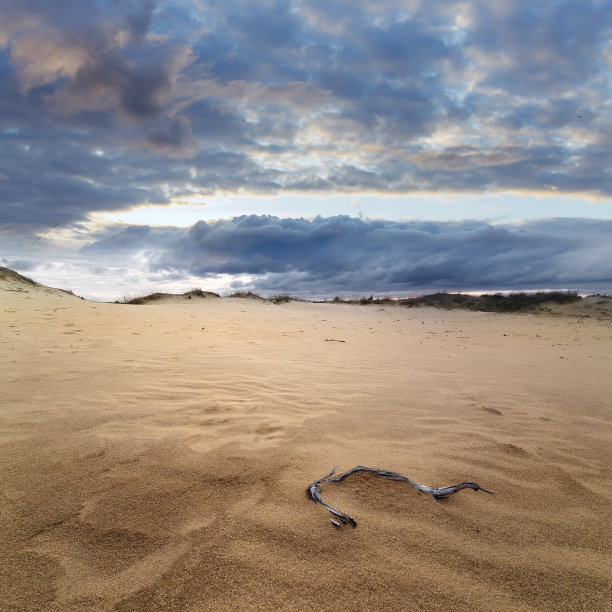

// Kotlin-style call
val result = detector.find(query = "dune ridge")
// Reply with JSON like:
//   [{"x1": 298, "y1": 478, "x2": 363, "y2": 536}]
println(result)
[{"x1": 1, "y1": 273, "x2": 611, "y2": 611}]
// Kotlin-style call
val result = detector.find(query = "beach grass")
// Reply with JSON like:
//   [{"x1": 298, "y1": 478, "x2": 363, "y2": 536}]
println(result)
[{"x1": 334, "y1": 290, "x2": 582, "y2": 312}]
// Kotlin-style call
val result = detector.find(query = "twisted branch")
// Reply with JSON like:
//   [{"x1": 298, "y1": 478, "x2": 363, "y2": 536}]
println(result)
[{"x1": 307, "y1": 465, "x2": 493, "y2": 528}]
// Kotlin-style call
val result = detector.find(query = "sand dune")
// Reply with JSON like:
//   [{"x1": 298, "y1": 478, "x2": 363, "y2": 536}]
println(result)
[{"x1": 1, "y1": 273, "x2": 611, "y2": 611}]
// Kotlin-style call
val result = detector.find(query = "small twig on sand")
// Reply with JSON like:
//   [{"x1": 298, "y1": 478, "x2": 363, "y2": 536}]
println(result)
[
  {"x1": 307, "y1": 465, "x2": 493, "y2": 528},
  {"x1": 325, "y1": 338, "x2": 346, "y2": 342}
]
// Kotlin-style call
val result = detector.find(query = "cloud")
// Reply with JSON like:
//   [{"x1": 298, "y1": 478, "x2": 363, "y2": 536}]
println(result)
[
  {"x1": 69, "y1": 49, "x2": 171, "y2": 117},
  {"x1": 145, "y1": 115, "x2": 197, "y2": 155},
  {"x1": 81, "y1": 216, "x2": 612, "y2": 296},
  {"x1": 0, "y1": 0, "x2": 611, "y2": 227},
  {"x1": 467, "y1": 0, "x2": 610, "y2": 97}
]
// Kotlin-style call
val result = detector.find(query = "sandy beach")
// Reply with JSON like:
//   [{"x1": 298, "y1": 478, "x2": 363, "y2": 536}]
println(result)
[{"x1": 1, "y1": 271, "x2": 611, "y2": 611}]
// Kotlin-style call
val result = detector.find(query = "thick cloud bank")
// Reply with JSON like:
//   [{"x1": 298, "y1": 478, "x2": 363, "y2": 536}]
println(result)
[
  {"x1": 78, "y1": 216, "x2": 612, "y2": 296},
  {"x1": 1, "y1": 0, "x2": 611, "y2": 224}
]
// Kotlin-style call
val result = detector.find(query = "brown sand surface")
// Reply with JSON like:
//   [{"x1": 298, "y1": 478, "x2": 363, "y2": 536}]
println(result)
[{"x1": 1, "y1": 276, "x2": 611, "y2": 611}]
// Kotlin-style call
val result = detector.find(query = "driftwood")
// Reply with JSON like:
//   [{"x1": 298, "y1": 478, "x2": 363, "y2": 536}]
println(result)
[{"x1": 307, "y1": 465, "x2": 493, "y2": 528}]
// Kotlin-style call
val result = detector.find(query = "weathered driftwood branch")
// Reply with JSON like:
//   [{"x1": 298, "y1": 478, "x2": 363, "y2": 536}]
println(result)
[{"x1": 307, "y1": 465, "x2": 493, "y2": 528}]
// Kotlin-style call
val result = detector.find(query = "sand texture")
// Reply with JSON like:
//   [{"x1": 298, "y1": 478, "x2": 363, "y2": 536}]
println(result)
[{"x1": 1, "y1": 275, "x2": 611, "y2": 611}]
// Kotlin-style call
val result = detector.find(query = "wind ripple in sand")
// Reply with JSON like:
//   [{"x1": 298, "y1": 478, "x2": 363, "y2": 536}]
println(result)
[{"x1": 1, "y1": 287, "x2": 611, "y2": 611}]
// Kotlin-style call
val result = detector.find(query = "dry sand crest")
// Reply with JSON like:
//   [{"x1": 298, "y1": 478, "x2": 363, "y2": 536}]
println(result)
[{"x1": 1, "y1": 270, "x2": 611, "y2": 611}]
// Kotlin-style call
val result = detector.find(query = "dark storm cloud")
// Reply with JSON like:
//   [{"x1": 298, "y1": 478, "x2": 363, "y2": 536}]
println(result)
[
  {"x1": 124, "y1": 0, "x2": 156, "y2": 42},
  {"x1": 146, "y1": 116, "x2": 195, "y2": 153},
  {"x1": 83, "y1": 216, "x2": 612, "y2": 295},
  {"x1": 71, "y1": 49, "x2": 170, "y2": 118},
  {"x1": 1, "y1": 0, "x2": 611, "y2": 226}
]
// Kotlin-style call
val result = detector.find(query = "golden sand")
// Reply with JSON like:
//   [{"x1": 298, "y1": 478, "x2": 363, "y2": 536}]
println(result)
[{"x1": 1, "y1": 275, "x2": 611, "y2": 611}]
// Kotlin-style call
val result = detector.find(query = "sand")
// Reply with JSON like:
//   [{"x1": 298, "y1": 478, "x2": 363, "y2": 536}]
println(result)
[{"x1": 1, "y1": 273, "x2": 611, "y2": 611}]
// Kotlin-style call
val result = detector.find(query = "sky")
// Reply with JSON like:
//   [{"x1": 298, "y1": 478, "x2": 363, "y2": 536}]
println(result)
[{"x1": 0, "y1": 0, "x2": 611, "y2": 300}]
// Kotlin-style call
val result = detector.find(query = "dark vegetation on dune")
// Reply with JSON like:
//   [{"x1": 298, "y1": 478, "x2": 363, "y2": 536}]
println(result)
[
  {"x1": 0, "y1": 266, "x2": 38, "y2": 285},
  {"x1": 333, "y1": 291, "x2": 584, "y2": 312},
  {"x1": 119, "y1": 288, "x2": 220, "y2": 304},
  {"x1": 2, "y1": 266, "x2": 607, "y2": 313},
  {"x1": 228, "y1": 291, "x2": 294, "y2": 303},
  {"x1": 125, "y1": 288, "x2": 587, "y2": 312},
  {"x1": 227, "y1": 290, "x2": 266, "y2": 300}
]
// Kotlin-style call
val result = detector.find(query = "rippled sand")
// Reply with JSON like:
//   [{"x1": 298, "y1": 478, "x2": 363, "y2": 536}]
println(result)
[{"x1": 1, "y1": 277, "x2": 610, "y2": 611}]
